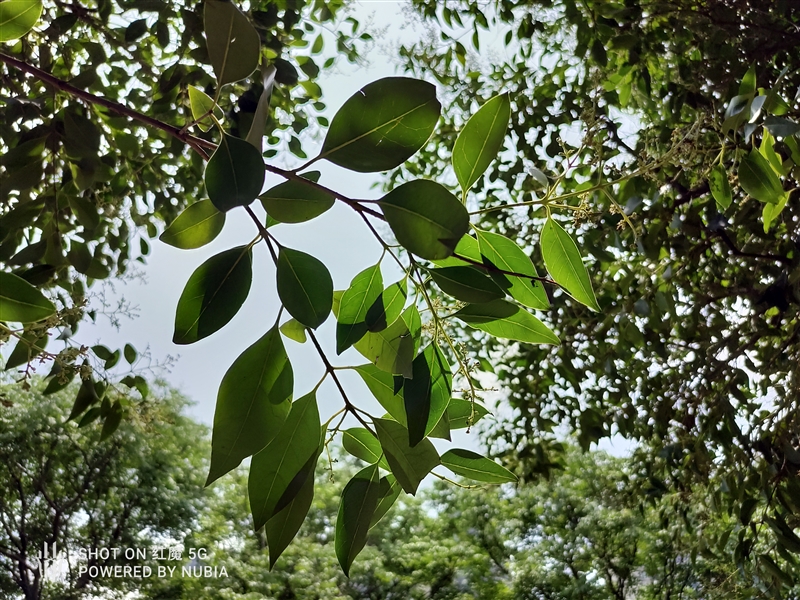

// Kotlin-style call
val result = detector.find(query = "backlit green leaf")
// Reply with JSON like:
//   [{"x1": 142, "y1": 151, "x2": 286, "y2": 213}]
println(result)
[
  {"x1": 0, "y1": 271, "x2": 56, "y2": 323},
  {"x1": 447, "y1": 399, "x2": 490, "y2": 429},
  {"x1": 739, "y1": 149, "x2": 783, "y2": 204},
  {"x1": 354, "y1": 364, "x2": 406, "y2": 424},
  {"x1": 249, "y1": 393, "x2": 320, "y2": 529},
  {"x1": 370, "y1": 475, "x2": 401, "y2": 528},
  {"x1": 365, "y1": 279, "x2": 407, "y2": 332},
  {"x1": 452, "y1": 93, "x2": 510, "y2": 195},
  {"x1": 378, "y1": 180, "x2": 470, "y2": 260},
  {"x1": 441, "y1": 448, "x2": 517, "y2": 483},
  {"x1": 404, "y1": 343, "x2": 452, "y2": 447},
  {"x1": 455, "y1": 299, "x2": 559, "y2": 344},
  {"x1": 207, "y1": 326, "x2": 293, "y2": 485},
  {"x1": 342, "y1": 428, "x2": 390, "y2": 470},
  {"x1": 173, "y1": 246, "x2": 252, "y2": 344},
  {"x1": 279, "y1": 318, "x2": 307, "y2": 343},
  {"x1": 353, "y1": 315, "x2": 414, "y2": 378},
  {"x1": 246, "y1": 63, "x2": 277, "y2": 150},
  {"x1": 432, "y1": 234, "x2": 481, "y2": 267},
  {"x1": 187, "y1": 86, "x2": 221, "y2": 132},
  {"x1": 335, "y1": 463, "x2": 381, "y2": 576},
  {"x1": 374, "y1": 418, "x2": 439, "y2": 495},
  {"x1": 541, "y1": 217, "x2": 600, "y2": 311},
  {"x1": 160, "y1": 200, "x2": 225, "y2": 249},
  {"x1": 430, "y1": 266, "x2": 504, "y2": 304},
  {"x1": 266, "y1": 454, "x2": 315, "y2": 569},
  {"x1": 476, "y1": 228, "x2": 550, "y2": 309},
  {"x1": 0, "y1": 0, "x2": 42, "y2": 42},
  {"x1": 277, "y1": 247, "x2": 333, "y2": 329},
  {"x1": 205, "y1": 134, "x2": 265, "y2": 212},
  {"x1": 321, "y1": 77, "x2": 440, "y2": 172},
  {"x1": 260, "y1": 176, "x2": 334, "y2": 224},
  {"x1": 709, "y1": 165, "x2": 732, "y2": 210},
  {"x1": 337, "y1": 264, "x2": 382, "y2": 354},
  {"x1": 204, "y1": 0, "x2": 260, "y2": 87}
]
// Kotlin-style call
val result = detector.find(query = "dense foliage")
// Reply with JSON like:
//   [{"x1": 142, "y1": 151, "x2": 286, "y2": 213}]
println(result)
[{"x1": 0, "y1": 381, "x2": 206, "y2": 600}]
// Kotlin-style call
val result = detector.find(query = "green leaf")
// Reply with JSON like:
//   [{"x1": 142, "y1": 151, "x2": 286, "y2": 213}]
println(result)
[
  {"x1": 123, "y1": 343, "x2": 136, "y2": 364},
  {"x1": 432, "y1": 233, "x2": 481, "y2": 268},
  {"x1": 354, "y1": 364, "x2": 406, "y2": 424},
  {"x1": 124, "y1": 18, "x2": 147, "y2": 43},
  {"x1": 739, "y1": 149, "x2": 783, "y2": 204},
  {"x1": 188, "y1": 86, "x2": 221, "y2": 133},
  {"x1": 260, "y1": 176, "x2": 334, "y2": 224},
  {"x1": 440, "y1": 448, "x2": 517, "y2": 483},
  {"x1": 378, "y1": 180, "x2": 470, "y2": 260},
  {"x1": 321, "y1": 77, "x2": 440, "y2": 172},
  {"x1": 476, "y1": 228, "x2": 550, "y2": 309},
  {"x1": 342, "y1": 428, "x2": 390, "y2": 470},
  {"x1": 374, "y1": 418, "x2": 439, "y2": 495},
  {"x1": 0, "y1": 271, "x2": 56, "y2": 323},
  {"x1": 204, "y1": 0, "x2": 260, "y2": 87},
  {"x1": 455, "y1": 299, "x2": 559, "y2": 344},
  {"x1": 246, "y1": 63, "x2": 277, "y2": 151},
  {"x1": 404, "y1": 343, "x2": 452, "y2": 447},
  {"x1": 402, "y1": 305, "x2": 423, "y2": 355},
  {"x1": 353, "y1": 315, "x2": 414, "y2": 378},
  {"x1": 159, "y1": 200, "x2": 225, "y2": 249},
  {"x1": 452, "y1": 93, "x2": 511, "y2": 195},
  {"x1": 207, "y1": 326, "x2": 293, "y2": 485},
  {"x1": 68, "y1": 376, "x2": 98, "y2": 421},
  {"x1": 0, "y1": 0, "x2": 42, "y2": 42},
  {"x1": 337, "y1": 264, "x2": 383, "y2": 354},
  {"x1": 279, "y1": 318, "x2": 307, "y2": 343},
  {"x1": 205, "y1": 134, "x2": 266, "y2": 212},
  {"x1": 739, "y1": 64, "x2": 756, "y2": 97},
  {"x1": 429, "y1": 266, "x2": 504, "y2": 303},
  {"x1": 266, "y1": 455, "x2": 315, "y2": 569},
  {"x1": 4, "y1": 330, "x2": 47, "y2": 370},
  {"x1": 277, "y1": 247, "x2": 333, "y2": 329},
  {"x1": 99, "y1": 402, "x2": 123, "y2": 440},
  {"x1": 541, "y1": 217, "x2": 600, "y2": 311},
  {"x1": 365, "y1": 280, "x2": 407, "y2": 332},
  {"x1": 370, "y1": 475, "x2": 401, "y2": 528},
  {"x1": 447, "y1": 399, "x2": 490, "y2": 430},
  {"x1": 173, "y1": 245, "x2": 252, "y2": 344},
  {"x1": 762, "y1": 190, "x2": 789, "y2": 232},
  {"x1": 709, "y1": 165, "x2": 732, "y2": 210},
  {"x1": 249, "y1": 393, "x2": 320, "y2": 529},
  {"x1": 335, "y1": 463, "x2": 381, "y2": 576},
  {"x1": 764, "y1": 116, "x2": 800, "y2": 138}
]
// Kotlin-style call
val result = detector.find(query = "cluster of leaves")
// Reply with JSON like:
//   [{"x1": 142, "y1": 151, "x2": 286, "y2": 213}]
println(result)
[
  {"x1": 0, "y1": 0, "x2": 607, "y2": 576},
  {"x1": 398, "y1": 0, "x2": 800, "y2": 594},
  {"x1": 0, "y1": 0, "x2": 367, "y2": 419}
]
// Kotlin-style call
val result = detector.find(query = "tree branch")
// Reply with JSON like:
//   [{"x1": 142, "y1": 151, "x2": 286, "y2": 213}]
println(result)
[{"x1": 0, "y1": 51, "x2": 216, "y2": 157}]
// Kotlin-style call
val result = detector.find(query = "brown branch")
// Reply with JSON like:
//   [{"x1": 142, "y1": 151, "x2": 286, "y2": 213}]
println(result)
[{"x1": 0, "y1": 51, "x2": 215, "y2": 157}]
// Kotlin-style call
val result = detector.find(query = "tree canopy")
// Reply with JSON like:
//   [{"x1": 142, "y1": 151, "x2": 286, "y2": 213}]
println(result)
[{"x1": 1, "y1": 0, "x2": 799, "y2": 593}]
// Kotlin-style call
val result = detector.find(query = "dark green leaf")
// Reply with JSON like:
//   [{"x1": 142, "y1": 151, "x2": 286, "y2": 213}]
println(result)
[
  {"x1": 0, "y1": 0, "x2": 43, "y2": 41},
  {"x1": 0, "y1": 271, "x2": 56, "y2": 323},
  {"x1": 738, "y1": 149, "x2": 784, "y2": 204},
  {"x1": 337, "y1": 264, "x2": 383, "y2": 353},
  {"x1": 452, "y1": 93, "x2": 510, "y2": 194},
  {"x1": 430, "y1": 266, "x2": 504, "y2": 303},
  {"x1": 335, "y1": 464, "x2": 381, "y2": 576},
  {"x1": 541, "y1": 217, "x2": 600, "y2": 311},
  {"x1": 260, "y1": 177, "x2": 334, "y2": 224},
  {"x1": 374, "y1": 418, "x2": 439, "y2": 495},
  {"x1": 205, "y1": 134, "x2": 265, "y2": 212},
  {"x1": 321, "y1": 77, "x2": 440, "y2": 172},
  {"x1": 99, "y1": 402, "x2": 123, "y2": 440},
  {"x1": 764, "y1": 116, "x2": 800, "y2": 138},
  {"x1": 266, "y1": 455, "x2": 315, "y2": 569},
  {"x1": 277, "y1": 247, "x2": 333, "y2": 329},
  {"x1": 4, "y1": 330, "x2": 48, "y2": 370},
  {"x1": 173, "y1": 246, "x2": 252, "y2": 344},
  {"x1": 123, "y1": 343, "x2": 136, "y2": 364},
  {"x1": 207, "y1": 326, "x2": 293, "y2": 484},
  {"x1": 365, "y1": 279, "x2": 407, "y2": 332},
  {"x1": 68, "y1": 377, "x2": 98, "y2": 421},
  {"x1": 204, "y1": 0, "x2": 260, "y2": 87},
  {"x1": 125, "y1": 19, "x2": 147, "y2": 43},
  {"x1": 160, "y1": 200, "x2": 225, "y2": 249},
  {"x1": 404, "y1": 343, "x2": 452, "y2": 447},
  {"x1": 378, "y1": 180, "x2": 470, "y2": 260},
  {"x1": 455, "y1": 299, "x2": 559, "y2": 344},
  {"x1": 476, "y1": 228, "x2": 549, "y2": 309},
  {"x1": 440, "y1": 448, "x2": 517, "y2": 483},
  {"x1": 249, "y1": 393, "x2": 320, "y2": 529}
]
